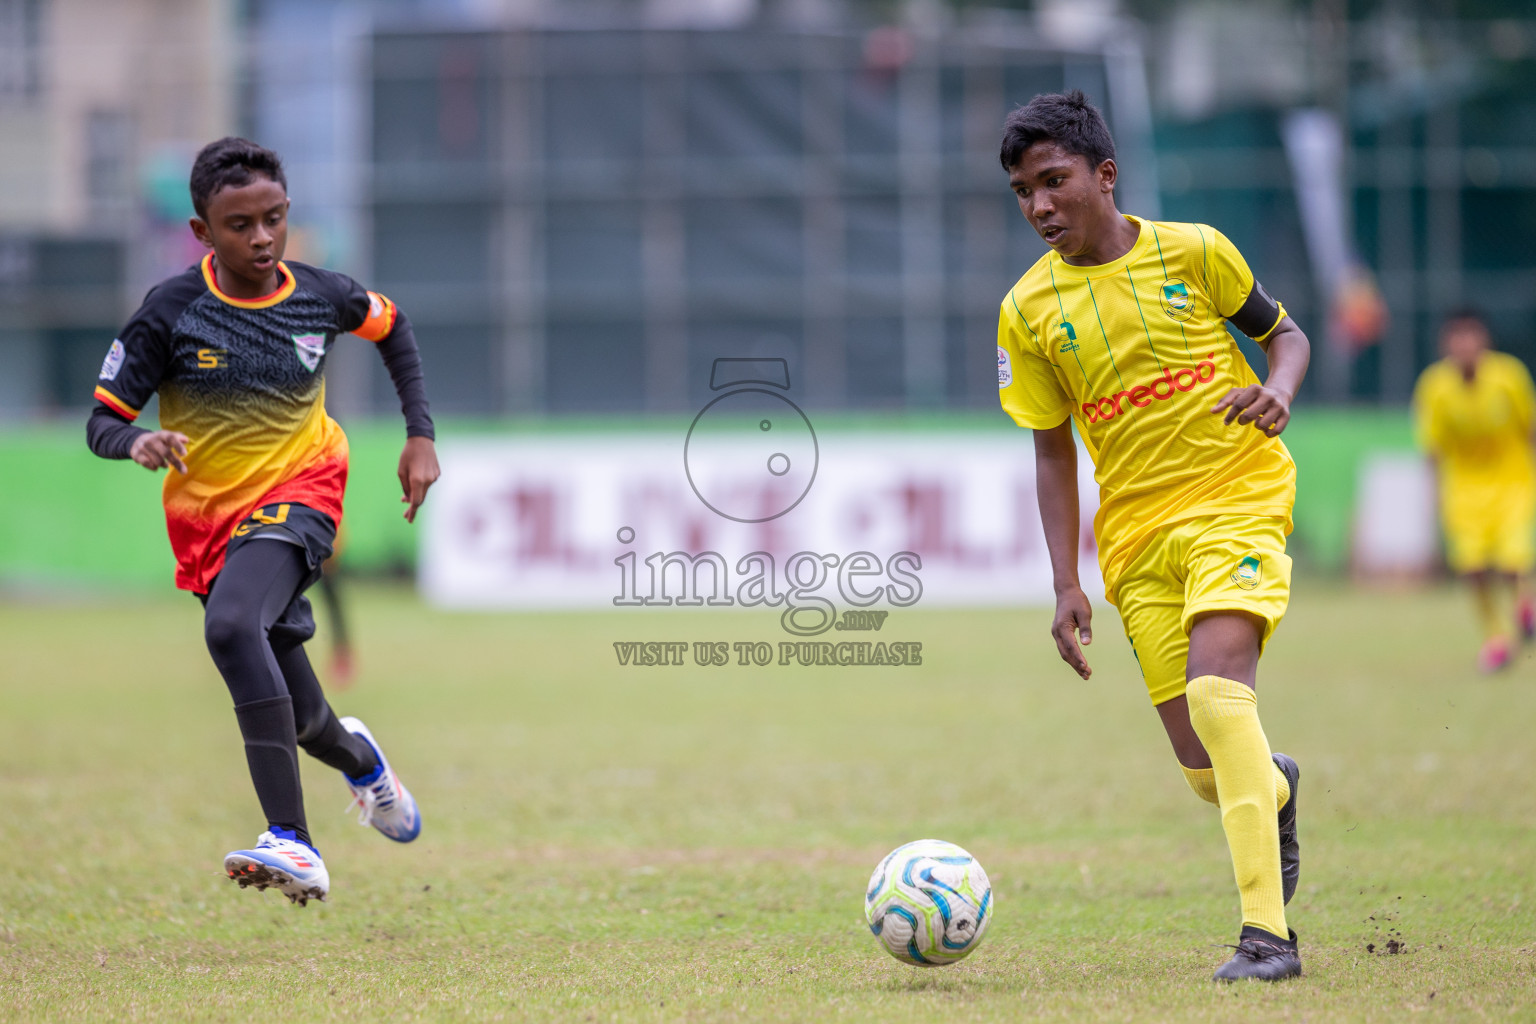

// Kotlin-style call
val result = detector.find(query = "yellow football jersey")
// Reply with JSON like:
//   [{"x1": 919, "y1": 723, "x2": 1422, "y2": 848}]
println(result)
[
  {"x1": 997, "y1": 215, "x2": 1296, "y2": 602},
  {"x1": 1413, "y1": 351, "x2": 1536, "y2": 497}
]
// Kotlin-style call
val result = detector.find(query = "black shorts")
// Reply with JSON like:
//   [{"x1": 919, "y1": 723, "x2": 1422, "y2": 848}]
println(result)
[
  {"x1": 227, "y1": 502, "x2": 337, "y2": 583},
  {"x1": 208, "y1": 502, "x2": 338, "y2": 647}
]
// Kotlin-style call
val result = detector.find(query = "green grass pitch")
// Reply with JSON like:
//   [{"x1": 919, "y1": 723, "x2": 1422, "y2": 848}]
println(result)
[{"x1": 2, "y1": 582, "x2": 1533, "y2": 1021}]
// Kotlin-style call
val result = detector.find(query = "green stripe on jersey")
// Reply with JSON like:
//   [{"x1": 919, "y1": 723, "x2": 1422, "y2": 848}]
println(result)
[
  {"x1": 1123, "y1": 265, "x2": 1164, "y2": 371},
  {"x1": 1083, "y1": 276, "x2": 1125, "y2": 389}
]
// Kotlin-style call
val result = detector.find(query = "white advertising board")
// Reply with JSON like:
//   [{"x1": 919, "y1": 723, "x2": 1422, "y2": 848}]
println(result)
[
  {"x1": 421, "y1": 430, "x2": 1102, "y2": 610},
  {"x1": 1352, "y1": 453, "x2": 1437, "y2": 576}
]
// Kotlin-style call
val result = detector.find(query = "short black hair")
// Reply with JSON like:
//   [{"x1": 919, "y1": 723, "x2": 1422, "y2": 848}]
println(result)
[
  {"x1": 189, "y1": 137, "x2": 287, "y2": 220},
  {"x1": 1441, "y1": 306, "x2": 1487, "y2": 329},
  {"x1": 999, "y1": 90, "x2": 1116, "y2": 171}
]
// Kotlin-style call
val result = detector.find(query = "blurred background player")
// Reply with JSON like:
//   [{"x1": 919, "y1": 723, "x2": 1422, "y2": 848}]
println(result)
[
  {"x1": 317, "y1": 538, "x2": 356, "y2": 688},
  {"x1": 997, "y1": 91, "x2": 1308, "y2": 982},
  {"x1": 86, "y1": 138, "x2": 437, "y2": 904},
  {"x1": 1413, "y1": 310, "x2": 1536, "y2": 673}
]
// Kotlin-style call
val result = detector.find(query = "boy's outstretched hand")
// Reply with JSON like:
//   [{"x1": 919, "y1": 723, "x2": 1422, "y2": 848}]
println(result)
[
  {"x1": 399, "y1": 436, "x2": 440, "y2": 523},
  {"x1": 1211, "y1": 320, "x2": 1309, "y2": 439},
  {"x1": 1211, "y1": 384, "x2": 1293, "y2": 437},
  {"x1": 129, "y1": 430, "x2": 189, "y2": 473}
]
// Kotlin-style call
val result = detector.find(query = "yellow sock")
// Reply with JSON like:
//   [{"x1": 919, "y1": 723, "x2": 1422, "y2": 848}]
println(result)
[
  {"x1": 1475, "y1": 583, "x2": 1507, "y2": 641},
  {"x1": 1181, "y1": 761, "x2": 1289, "y2": 810},
  {"x1": 1186, "y1": 675, "x2": 1288, "y2": 938},
  {"x1": 1180, "y1": 764, "x2": 1218, "y2": 805}
]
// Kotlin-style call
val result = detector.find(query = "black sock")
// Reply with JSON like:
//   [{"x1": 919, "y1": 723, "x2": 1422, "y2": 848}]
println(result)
[
  {"x1": 277, "y1": 643, "x2": 379, "y2": 779},
  {"x1": 299, "y1": 705, "x2": 379, "y2": 779},
  {"x1": 233, "y1": 696, "x2": 311, "y2": 848}
]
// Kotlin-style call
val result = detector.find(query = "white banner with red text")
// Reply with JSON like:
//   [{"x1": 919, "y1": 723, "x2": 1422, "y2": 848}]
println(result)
[{"x1": 420, "y1": 433, "x2": 1103, "y2": 610}]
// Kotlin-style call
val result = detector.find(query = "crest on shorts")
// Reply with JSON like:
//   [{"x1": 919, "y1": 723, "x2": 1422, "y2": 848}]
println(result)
[
  {"x1": 1161, "y1": 279, "x2": 1194, "y2": 322},
  {"x1": 1231, "y1": 554, "x2": 1262, "y2": 590},
  {"x1": 292, "y1": 333, "x2": 325, "y2": 372}
]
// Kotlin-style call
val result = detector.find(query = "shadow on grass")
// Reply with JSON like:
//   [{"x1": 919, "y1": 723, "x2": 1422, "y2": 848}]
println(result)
[{"x1": 879, "y1": 966, "x2": 1017, "y2": 994}]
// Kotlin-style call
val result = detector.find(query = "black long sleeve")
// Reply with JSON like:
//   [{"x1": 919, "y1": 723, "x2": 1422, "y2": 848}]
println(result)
[
  {"x1": 376, "y1": 309, "x2": 434, "y2": 440},
  {"x1": 87, "y1": 405, "x2": 148, "y2": 460}
]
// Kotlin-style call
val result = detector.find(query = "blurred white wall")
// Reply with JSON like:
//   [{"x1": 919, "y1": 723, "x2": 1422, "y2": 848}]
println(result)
[{"x1": 1352, "y1": 453, "x2": 1437, "y2": 577}]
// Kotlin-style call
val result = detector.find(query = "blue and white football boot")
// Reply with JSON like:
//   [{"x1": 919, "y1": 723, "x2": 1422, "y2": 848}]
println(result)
[
  {"x1": 339, "y1": 716, "x2": 422, "y2": 843},
  {"x1": 224, "y1": 830, "x2": 329, "y2": 906}
]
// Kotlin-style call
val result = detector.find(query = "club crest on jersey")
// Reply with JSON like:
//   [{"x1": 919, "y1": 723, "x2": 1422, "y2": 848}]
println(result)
[
  {"x1": 100, "y1": 339, "x2": 125, "y2": 380},
  {"x1": 292, "y1": 333, "x2": 326, "y2": 372},
  {"x1": 1231, "y1": 554, "x2": 1262, "y2": 590},
  {"x1": 1161, "y1": 280, "x2": 1194, "y2": 322},
  {"x1": 997, "y1": 346, "x2": 1012, "y2": 388}
]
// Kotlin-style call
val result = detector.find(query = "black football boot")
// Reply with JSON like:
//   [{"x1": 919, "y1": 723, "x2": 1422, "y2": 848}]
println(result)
[
  {"x1": 1213, "y1": 926, "x2": 1302, "y2": 982},
  {"x1": 1272, "y1": 752, "x2": 1301, "y2": 904}
]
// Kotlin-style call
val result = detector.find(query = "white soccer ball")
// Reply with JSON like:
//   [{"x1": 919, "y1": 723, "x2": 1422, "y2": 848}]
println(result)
[{"x1": 864, "y1": 839, "x2": 992, "y2": 966}]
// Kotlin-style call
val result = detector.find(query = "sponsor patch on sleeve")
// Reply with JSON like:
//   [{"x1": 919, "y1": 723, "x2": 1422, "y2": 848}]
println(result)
[
  {"x1": 100, "y1": 339, "x2": 125, "y2": 381},
  {"x1": 997, "y1": 346, "x2": 1013, "y2": 389}
]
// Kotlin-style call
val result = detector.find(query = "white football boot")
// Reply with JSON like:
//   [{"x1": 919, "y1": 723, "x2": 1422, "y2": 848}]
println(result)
[
  {"x1": 224, "y1": 830, "x2": 330, "y2": 906},
  {"x1": 339, "y1": 716, "x2": 422, "y2": 843}
]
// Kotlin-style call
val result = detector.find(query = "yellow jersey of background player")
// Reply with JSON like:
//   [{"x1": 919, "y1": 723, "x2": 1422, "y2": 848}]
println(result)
[
  {"x1": 995, "y1": 90, "x2": 1314, "y2": 982},
  {"x1": 1413, "y1": 310, "x2": 1536, "y2": 672}
]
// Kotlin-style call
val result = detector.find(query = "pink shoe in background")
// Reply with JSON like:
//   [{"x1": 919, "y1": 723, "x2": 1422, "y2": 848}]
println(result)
[{"x1": 1479, "y1": 636, "x2": 1513, "y2": 674}]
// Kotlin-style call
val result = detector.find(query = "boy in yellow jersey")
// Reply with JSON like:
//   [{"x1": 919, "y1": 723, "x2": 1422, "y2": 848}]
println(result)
[
  {"x1": 1413, "y1": 311, "x2": 1536, "y2": 672},
  {"x1": 995, "y1": 92, "x2": 1312, "y2": 981}
]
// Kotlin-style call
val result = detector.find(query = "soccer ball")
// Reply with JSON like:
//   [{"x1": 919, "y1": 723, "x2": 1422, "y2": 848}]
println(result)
[{"x1": 864, "y1": 839, "x2": 992, "y2": 966}]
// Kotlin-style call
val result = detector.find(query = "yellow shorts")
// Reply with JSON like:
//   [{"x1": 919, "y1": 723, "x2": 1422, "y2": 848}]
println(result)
[
  {"x1": 1110, "y1": 515, "x2": 1293, "y2": 707},
  {"x1": 1442, "y1": 488, "x2": 1535, "y2": 574}
]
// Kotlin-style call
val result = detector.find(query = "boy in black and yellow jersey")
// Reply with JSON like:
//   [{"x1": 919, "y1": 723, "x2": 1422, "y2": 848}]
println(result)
[
  {"x1": 996, "y1": 93, "x2": 1311, "y2": 981},
  {"x1": 87, "y1": 138, "x2": 437, "y2": 904}
]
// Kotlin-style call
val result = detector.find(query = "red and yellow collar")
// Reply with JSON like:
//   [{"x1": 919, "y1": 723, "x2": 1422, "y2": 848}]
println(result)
[{"x1": 201, "y1": 253, "x2": 296, "y2": 309}]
